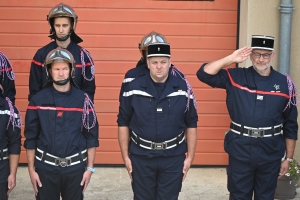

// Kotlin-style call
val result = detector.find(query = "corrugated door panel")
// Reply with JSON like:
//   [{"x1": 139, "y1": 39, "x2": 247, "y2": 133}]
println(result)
[{"x1": 0, "y1": 0, "x2": 238, "y2": 165}]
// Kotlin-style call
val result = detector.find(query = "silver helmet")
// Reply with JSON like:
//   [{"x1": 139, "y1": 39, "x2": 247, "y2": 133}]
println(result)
[{"x1": 44, "y1": 48, "x2": 78, "y2": 87}]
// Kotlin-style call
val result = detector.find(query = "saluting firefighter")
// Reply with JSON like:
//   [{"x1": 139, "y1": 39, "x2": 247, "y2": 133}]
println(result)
[
  {"x1": 118, "y1": 42, "x2": 198, "y2": 200},
  {"x1": 0, "y1": 52, "x2": 16, "y2": 104},
  {"x1": 29, "y1": 3, "x2": 95, "y2": 102},
  {"x1": 196, "y1": 35, "x2": 298, "y2": 200},
  {"x1": 0, "y1": 89, "x2": 21, "y2": 199},
  {"x1": 24, "y1": 48, "x2": 99, "y2": 200}
]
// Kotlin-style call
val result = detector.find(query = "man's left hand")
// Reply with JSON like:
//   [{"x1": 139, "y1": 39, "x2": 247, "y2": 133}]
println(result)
[
  {"x1": 7, "y1": 174, "x2": 16, "y2": 195},
  {"x1": 278, "y1": 160, "x2": 290, "y2": 179},
  {"x1": 81, "y1": 170, "x2": 93, "y2": 193},
  {"x1": 182, "y1": 157, "x2": 192, "y2": 182}
]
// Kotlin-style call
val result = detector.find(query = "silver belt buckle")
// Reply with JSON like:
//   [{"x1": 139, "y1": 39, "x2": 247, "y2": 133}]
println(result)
[
  {"x1": 151, "y1": 142, "x2": 166, "y2": 150},
  {"x1": 55, "y1": 158, "x2": 71, "y2": 167},
  {"x1": 248, "y1": 128, "x2": 264, "y2": 138}
]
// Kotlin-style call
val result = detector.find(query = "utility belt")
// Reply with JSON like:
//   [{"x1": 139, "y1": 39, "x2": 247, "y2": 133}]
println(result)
[
  {"x1": 35, "y1": 148, "x2": 87, "y2": 167},
  {"x1": 131, "y1": 131, "x2": 185, "y2": 150},
  {"x1": 230, "y1": 121, "x2": 282, "y2": 138},
  {"x1": 0, "y1": 148, "x2": 8, "y2": 160}
]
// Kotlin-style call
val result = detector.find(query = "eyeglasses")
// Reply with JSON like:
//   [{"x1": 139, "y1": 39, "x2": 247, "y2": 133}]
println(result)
[{"x1": 252, "y1": 52, "x2": 272, "y2": 59}]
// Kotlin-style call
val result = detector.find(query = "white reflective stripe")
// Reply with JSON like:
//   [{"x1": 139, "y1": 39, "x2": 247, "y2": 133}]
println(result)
[
  {"x1": 37, "y1": 148, "x2": 86, "y2": 158},
  {"x1": 231, "y1": 129, "x2": 282, "y2": 137},
  {"x1": 132, "y1": 131, "x2": 185, "y2": 150},
  {"x1": 123, "y1": 78, "x2": 135, "y2": 83},
  {"x1": 167, "y1": 91, "x2": 194, "y2": 99},
  {"x1": 123, "y1": 90, "x2": 153, "y2": 97},
  {"x1": 0, "y1": 110, "x2": 19, "y2": 118},
  {"x1": 2, "y1": 148, "x2": 8, "y2": 152},
  {"x1": 231, "y1": 121, "x2": 282, "y2": 130}
]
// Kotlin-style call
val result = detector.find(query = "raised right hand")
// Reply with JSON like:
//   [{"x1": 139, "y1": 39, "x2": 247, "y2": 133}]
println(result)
[{"x1": 230, "y1": 46, "x2": 252, "y2": 63}]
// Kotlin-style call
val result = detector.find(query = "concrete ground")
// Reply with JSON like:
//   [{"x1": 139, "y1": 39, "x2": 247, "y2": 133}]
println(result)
[{"x1": 7, "y1": 166, "x2": 300, "y2": 200}]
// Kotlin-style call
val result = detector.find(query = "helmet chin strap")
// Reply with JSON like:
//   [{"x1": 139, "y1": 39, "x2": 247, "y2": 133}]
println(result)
[
  {"x1": 53, "y1": 77, "x2": 70, "y2": 86},
  {"x1": 55, "y1": 31, "x2": 72, "y2": 42}
]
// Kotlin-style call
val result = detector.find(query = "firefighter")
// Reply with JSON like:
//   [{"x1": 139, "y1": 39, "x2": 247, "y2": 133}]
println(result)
[
  {"x1": 0, "y1": 96, "x2": 21, "y2": 200},
  {"x1": 196, "y1": 35, "x2": 298, "y2": 200},
  {"x1": 24, "y1": 48, "x2": 99, "y2": 200},
  {"x1": 118, "y1": 42, "x2": 198, "y2": 200},
  {"x1": 29, "y1": 3, "x2": 95, "y2": 102}
]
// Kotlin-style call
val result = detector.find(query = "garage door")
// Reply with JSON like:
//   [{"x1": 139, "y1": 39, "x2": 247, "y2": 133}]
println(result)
[{"x1": 0, "y1": 0, "x2": 238, "y2": 165}]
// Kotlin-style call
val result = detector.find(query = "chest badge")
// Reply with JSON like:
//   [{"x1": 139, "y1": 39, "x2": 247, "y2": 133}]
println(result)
[
  {"x1": 57, "y1": 111, "x2": 63, "y2": 117},
  {"x1": 257, "y1": 95, "x2": 264, "y2": 100},
  {"x1": 273, "y1": 84, "x2": 280, "y2": 91}
]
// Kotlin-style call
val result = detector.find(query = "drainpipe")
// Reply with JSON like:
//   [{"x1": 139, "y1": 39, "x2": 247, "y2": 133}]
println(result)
[{"x1": 278, "y1": 0, "x2": 295, "y2": 75}]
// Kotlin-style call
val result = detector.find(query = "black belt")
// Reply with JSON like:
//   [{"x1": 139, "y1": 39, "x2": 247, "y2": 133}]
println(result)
[
  {"x1": 0, "y1": 148, "x2": 8, "y2": 160},
  {"x1": 230, "y1": 122, "x2": 282, "y2": 138},
  {"x1": 35, "y1": 148, "x2": 87, "y2": 167},
  {"x1": 131, "y1": 131, "x2": 185, "y2": 150}
]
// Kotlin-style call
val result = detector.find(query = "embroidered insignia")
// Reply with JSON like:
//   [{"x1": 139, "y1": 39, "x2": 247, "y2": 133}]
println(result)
[
  {"x1": 263, "y1": 40, "x2": 265, "y2": 44},
  {"x1": 158, "y1": 47, "x2": 160, "y2": 51},
  {"x1": 57, "y1": 112, "x2": 63, "y2": 117},
  {"x1": 274, "y1": 84, "x2": 280, "y2": 91}
]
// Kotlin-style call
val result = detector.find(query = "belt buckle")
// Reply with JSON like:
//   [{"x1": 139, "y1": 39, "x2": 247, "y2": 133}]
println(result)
[
  {"x1": 151, "y1": 142, "x2": 167, "y2": 150},
  {"x1": 55, "y1": 158, "x2": 71, "y2": 167},
  {"x1": 248, "y1": 128, "x2": 264, "y2": 138}
]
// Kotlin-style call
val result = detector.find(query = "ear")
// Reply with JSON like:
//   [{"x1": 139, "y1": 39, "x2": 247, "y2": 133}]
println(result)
[
  {"x1": 169, "y1": 58, "x2": 172, "y2": 68},
  {"x1": 147, "y1": 58, "x2": 150, "y2": 69}
]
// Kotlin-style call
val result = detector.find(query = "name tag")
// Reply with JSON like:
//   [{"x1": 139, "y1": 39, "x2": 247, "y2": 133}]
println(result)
[
  {"x1": 257, "y1": 95, "x2": 264, "y2": 100},
  {"x1": 157, "y1": 108, "x2": 163, "y2": 113}
]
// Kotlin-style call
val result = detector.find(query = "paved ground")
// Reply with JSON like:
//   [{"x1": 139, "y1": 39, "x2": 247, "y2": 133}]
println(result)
[{"x1": 7, "y1": 166, "x2": 300, "y2": 200}]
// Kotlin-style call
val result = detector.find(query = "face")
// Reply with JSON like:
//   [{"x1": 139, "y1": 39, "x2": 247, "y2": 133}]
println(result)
[
  {"x1": 53, "y1": 17, "x2": 72, "y2": 39},
  {"x1": 147, "y1": 57, "x2": 171, "y2": 83},
  {"x1": 250, "y1": 49, "x2": 274, "y2": 76},
  {"x1": 49, "y1": 62, "x2": 70, "y2": 82}
]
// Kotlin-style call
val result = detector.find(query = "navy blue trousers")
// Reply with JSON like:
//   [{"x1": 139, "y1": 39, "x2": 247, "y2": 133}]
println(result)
[
  {"x1": 130, "y1": 154, "x2": 185, "y2": 200},
  {"x1": 35, "y1": 168, "x2": 85, "y2": 200},
  {"x1": 227, "y1": 156, "x2": 281, "y2": 200},
  {"x1": 0, "y1": 182, "x2": 8, "y2": 200}
]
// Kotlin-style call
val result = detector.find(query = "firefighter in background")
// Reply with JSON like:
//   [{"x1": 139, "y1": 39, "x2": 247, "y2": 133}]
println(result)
[
  {"x1": 24, "y1": 48, "x2": 99, "y2": 200},
  {"x1": 118, "y1": 42, "x2": 198, "y2": 199},
  {"x1": 0, "y1": 74, "x2": 21, "y2": 199},
  {"x1": 29, "y1": 3, "x2": 95, "y2": 102},
  {"x1": 0, "y1": 52, "x2": 16, "y2": 104},
  {"x1": 196, "y1": 35, "x2": 298, "y2": 200},
  {"x1": 119, "y1": 31, "x2": 187, "y2": 101}
]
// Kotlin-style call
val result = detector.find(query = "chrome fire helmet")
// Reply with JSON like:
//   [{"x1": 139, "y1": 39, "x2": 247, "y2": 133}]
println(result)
[
  {"x1": 138, "y1": 31, "x2": 168, "y2": 61},
  {"x1": 47, "y1": 3, "x2": 83, "y2": 43},
  {"x1": 44, "y1": 48, "x2": 78, "y2": 87}
]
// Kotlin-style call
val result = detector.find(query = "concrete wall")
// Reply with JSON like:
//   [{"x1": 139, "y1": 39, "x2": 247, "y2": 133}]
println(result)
[{"x1": 239, "y1": 0, "x2": 300, "y2": 161}]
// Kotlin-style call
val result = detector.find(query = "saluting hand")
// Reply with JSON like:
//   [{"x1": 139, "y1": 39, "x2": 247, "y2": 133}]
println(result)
[
  {"x1": 29, "y1": 170, "x2": 42, "y2": 196},
  {"x1": 124, "y1": 157, "x2": 133, "y2": 181},
  {"x1": 278, "y1": 160, "x2": 290, "y2": 179},
  {"x1": 81, "y1": 170, "x2": 93, "y2": 193},
  {"x1": 230, "y1": 46, "x2": 252, "y2": 63},
  {"x1": 7, "y1": 174, "x2": 16, "y2": 195}
]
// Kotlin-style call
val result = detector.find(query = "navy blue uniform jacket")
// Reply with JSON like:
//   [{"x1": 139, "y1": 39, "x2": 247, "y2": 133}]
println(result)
[
  {"x1": 0, "y1": 97, "x2": 21, "y2": 183},
  {"x1": 29, "y1": 41, "x2": 95, "y2": 101},
  {"x1": 24, "y1": 86, "x2": 99, "y2": 173},
  {"x1": 118, "y1": 68, "x2": 198, "y2": 158},
  {"x1": 197, "y1": 64, "x2": 298, "y2": 162}
]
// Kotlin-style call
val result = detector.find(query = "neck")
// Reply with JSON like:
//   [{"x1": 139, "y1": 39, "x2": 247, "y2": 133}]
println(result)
[
  {"x1": 56, "y1": 37, "x2": 71, "y2": 48},
  {"x1": 150, "y1": 74, "x2": 168, "y2": 83},
  {"x1": 53, "y1": 82, "x2": 71, "y2": 92}
]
